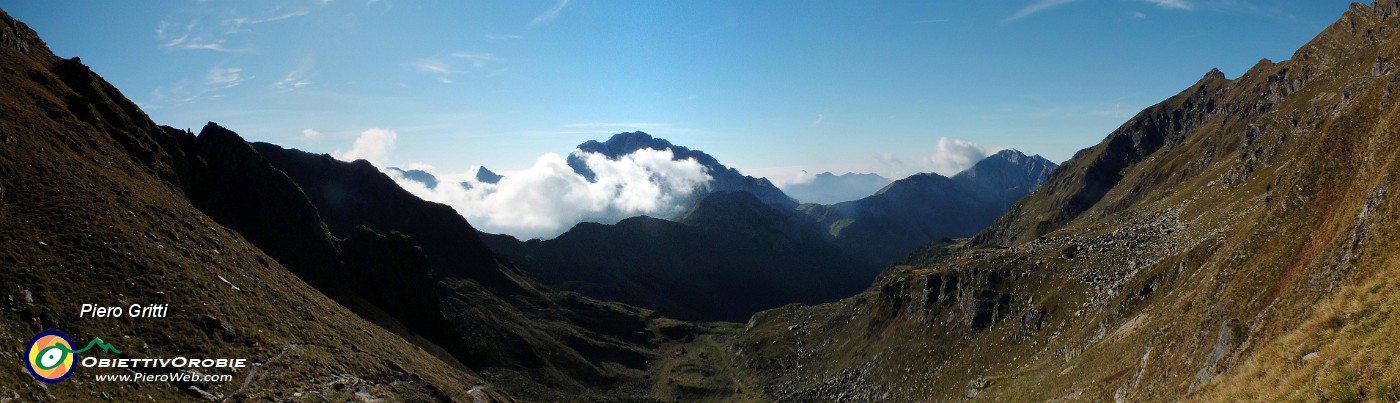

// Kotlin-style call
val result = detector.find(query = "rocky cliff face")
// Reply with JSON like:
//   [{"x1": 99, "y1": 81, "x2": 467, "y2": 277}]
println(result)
[{"x1": 735, "y1": 1, "x2": 1400, "y2": 400}]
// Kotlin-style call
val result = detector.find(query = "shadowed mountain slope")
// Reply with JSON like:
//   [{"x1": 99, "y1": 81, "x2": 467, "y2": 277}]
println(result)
[
  {"x1": 482, "y1": 191, "x2": 866, "y2": 322},
  {"x1": 0, "y1": 7, "x2": 701, "y2": 401},
  {"x1": 0, "y1": 8, "x2": 512, "y2": 401}
]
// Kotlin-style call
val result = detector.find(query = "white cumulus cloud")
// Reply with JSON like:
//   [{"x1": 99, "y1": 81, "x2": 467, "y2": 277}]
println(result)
[
  {"x1": 389, "y1": 148, "x2": 711, "y2": 240},
  {"x1": 874, "y1": 137, "x2": 997, "y2": 178},
  {"x1": 332, "y1": 128, "x2": 397, "y2": 168}
]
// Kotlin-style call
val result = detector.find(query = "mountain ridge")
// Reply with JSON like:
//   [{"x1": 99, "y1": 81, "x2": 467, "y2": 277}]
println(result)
[
  {"x1": 802, "y1": 149, "x2": 1057, "y2": 266},
  {"x1": 485, "y1": 150, "x2": 1057, "y2": 321}
]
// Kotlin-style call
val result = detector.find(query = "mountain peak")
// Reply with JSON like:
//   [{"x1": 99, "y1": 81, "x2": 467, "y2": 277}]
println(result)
[
  {"x1": 575, "y1": 131, "x2": 679, "y2": 159},
  {"x1": 567, "y1": 131, "x2": 797, "y2": 210},
  {"x1": 475, "y1": 166, "x2": 503, "y2": 184},
  {"x1": 388, "y1": 167, "x2": 440, "y2": 188},
  {"x1": 974, "y1": 149, "x2": 1054, "y2": 172},
  {"x1": 1202, "y1": 67, "x2": 1228, "y2": 82},
  {"x1": 987, "y1": 148, "x2": 1028, "y2": 163}
]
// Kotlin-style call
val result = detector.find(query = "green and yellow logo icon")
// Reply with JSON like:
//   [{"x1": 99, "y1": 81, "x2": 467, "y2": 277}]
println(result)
[{"x1": 24, "y1": 330, "x2": 120, "y2": 384}]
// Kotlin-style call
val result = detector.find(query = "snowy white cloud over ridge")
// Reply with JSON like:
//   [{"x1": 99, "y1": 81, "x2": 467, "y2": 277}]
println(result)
[
  {"x1": 390, "y1": 149, "x2": 711, "y2": 240},
  {"x1": 330, "y1": 128, "x2": 712, "y2": 239}
]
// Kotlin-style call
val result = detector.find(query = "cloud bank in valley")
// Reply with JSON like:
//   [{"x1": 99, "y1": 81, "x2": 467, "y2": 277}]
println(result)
[{"x1": 330, "y1": 129, "x2": 712, "y2": 239}]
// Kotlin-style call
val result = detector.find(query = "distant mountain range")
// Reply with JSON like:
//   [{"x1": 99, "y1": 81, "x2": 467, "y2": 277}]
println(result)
[
  {"x1": 802, "y1": 149, "x2": 1057, "y2": 266},
  {"x1": 484, "y1": 141, "x2": 1056, "y2": 320},
  {"x1": 390, "y1": 165, "x2": 501, "y2": 190},
  {"x1": 386, "y1": 167, "x2": 439, "y2": 188},
  {"x1": 780, "y1": 172, "x2": 892, "y2": 204}
]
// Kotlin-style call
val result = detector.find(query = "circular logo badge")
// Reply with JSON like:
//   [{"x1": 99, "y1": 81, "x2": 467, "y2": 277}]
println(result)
[{"x1": 25, "y1": 330, "x2": 76, "y2": 384}]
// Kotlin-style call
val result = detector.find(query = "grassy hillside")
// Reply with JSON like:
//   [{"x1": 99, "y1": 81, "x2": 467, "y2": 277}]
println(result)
[
  {"x1": 731, "y1": 1, "x2": 1400, "y2": 400},
  {"x1": 0, "y1": 9, "x2": 509, "y2": 401}
]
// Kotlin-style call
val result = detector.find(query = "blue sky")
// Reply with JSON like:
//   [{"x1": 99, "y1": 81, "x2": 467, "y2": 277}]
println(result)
[{"x1": 4, "y1": 0, "x2": 1354, "y2": 182}]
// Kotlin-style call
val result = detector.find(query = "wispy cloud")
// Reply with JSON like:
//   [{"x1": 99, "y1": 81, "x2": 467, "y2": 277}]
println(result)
[
  {"x1": 485, "y1": 33, "x2": 524, "y2": 41},
  {"x1": 1006, "y1": 0, "x2": 1080, "y2": 22},
  {"x1": 1145, "y1": 0, "x2": 1192, "y2": 10},
  {"x1": 274, "y1": 58, "x2": 315, "y2": 90},
  {"x1": 811, "y1": 113, "x2": 826, "y2": 127},
  {"x1": 406, "y1": 59, "x2": 458, "y2": 83},
  {"x1": 224, "y1": 10, "x2": 310, "y2": 33},
  {"x1": 275, "y1": 71, "x2": 313, "y2": 90},
  {"x1": 303, "y1": 128, "x2": 321, "y2": 138},
  {"x1": 156, "y1": 19, "x2": 249, "y2": 52},
  {"x1": 406, "y1": 52, "x2": 503, "y2": 83},
  {"x1": 529, "y1": 0, "x2": 571, "y2": 27},
  {"x1": 146, "y1": 66, "x2": 249, "y2": 107},
  {"x1": 205, "y1": 66, "x2": 247, "y2": 89},
  {"x1": 451, "y1": 52, "x2": 501, "y2": 68}
]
